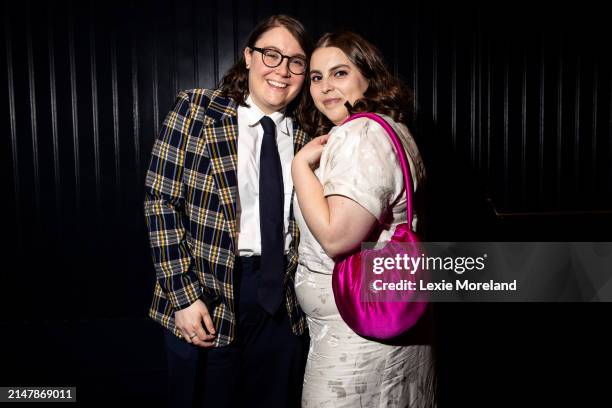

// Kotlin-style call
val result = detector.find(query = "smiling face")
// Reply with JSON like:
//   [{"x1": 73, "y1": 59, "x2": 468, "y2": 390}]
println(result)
[
  {"x1": 309, "y1": 46, "x2": 370, "y2": 125},
  {"x1": 244, "y1": 26, "x2": 306, "y2": 115}
]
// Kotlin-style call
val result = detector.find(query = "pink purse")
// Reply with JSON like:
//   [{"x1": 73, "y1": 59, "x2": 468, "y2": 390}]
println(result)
[{"x1": 332, "y1": 113, "x2": 428, "y2": 340}]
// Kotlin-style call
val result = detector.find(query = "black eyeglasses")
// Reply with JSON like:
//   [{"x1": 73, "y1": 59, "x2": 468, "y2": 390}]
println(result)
[{"x1": 250, "y1": 47, "x2": 308, "y2": 75}]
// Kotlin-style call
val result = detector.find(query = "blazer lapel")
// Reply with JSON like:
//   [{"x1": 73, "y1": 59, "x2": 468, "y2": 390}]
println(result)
[
  {"x1": 289, "y1": 122, "x2": 310, "y2": 224},
  {"x1": 292, "y1": 122, "x2": 309, "y2": 155},
  {"x1": 203, "y1": 91, "x2": 239, "y2": 246}
]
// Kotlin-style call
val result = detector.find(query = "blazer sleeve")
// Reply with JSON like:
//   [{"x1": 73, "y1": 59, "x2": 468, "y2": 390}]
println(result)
[{"x1": 144, "y1": 90, "x2": 204, "y2": 311}]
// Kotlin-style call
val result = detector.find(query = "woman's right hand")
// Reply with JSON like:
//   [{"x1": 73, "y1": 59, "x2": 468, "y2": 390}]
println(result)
[
  {"x1": 294, "y1": 134, "x2": 330, "y2": 170},
  {"x1": 175, "y1": 299, "x2": 216, "y2": 347}
]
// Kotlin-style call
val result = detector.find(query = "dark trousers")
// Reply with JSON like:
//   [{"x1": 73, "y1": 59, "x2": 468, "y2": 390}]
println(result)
[{"x1": 164, "y1": 257, "x2": 307, "y2": 408}]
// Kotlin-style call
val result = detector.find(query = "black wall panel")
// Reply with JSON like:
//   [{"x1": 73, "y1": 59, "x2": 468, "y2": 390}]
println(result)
[{"x1": 2, "y1": 0, "x2": 611, "y2": 404}]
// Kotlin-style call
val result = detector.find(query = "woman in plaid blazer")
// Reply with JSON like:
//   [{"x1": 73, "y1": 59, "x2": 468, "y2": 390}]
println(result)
[{"x1": 144, "y1": 15, "x2": 312, "y2": 408}]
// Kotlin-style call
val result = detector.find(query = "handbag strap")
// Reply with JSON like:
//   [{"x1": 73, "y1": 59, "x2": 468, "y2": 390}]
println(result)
[{"x1": 341, "y1": 113, "x2": 414, "y2": 225}]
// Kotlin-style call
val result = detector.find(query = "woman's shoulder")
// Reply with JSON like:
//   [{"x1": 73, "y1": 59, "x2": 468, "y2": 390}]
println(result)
[
  {"x1": 336, "y1": 113, "x2": 410, "y2": 150},
  {"x1": 334, "y1": 114, "x2": 383, "y2": 132},
  {"x1": 323, "y1": 114, "x2": 400, "y2": 167},
  {"x1": 329, "y1": 114, "x2": 390, "y2": 144},
  {"x1": 178, "y1": 88, "x2": 236, "y2": 105},
  {"x1": 177, "y1": 88, "x2": 216, "y2": 99},
  {"x1": 334, "y1": 113, "x2": 426, "y2": 185},
  {"x1": 335, "y1": 113, "x2": 410, "y2": 136},
  {"x1": 173, "y1": 88, "x2": 241, "y2": 120}
]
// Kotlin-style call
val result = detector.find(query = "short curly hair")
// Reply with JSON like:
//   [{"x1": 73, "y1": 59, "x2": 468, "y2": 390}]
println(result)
[{"x1": 297, "y1": 31, "x2": 414, "y2": 136}]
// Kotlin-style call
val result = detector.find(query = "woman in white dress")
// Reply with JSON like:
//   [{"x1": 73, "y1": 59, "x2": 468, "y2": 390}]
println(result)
[{"x1": 292, "y1": 32, "x2": 436, "y2": 407}]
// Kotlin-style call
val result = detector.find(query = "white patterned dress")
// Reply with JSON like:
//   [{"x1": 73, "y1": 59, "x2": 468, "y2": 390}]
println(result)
[{"x1": 294, "y1": 115, "x2": 436, "y2": 407}]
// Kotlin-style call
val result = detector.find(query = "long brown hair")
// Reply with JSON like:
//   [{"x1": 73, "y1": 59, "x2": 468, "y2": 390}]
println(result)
[
  {"x1": 297, "y1": 31, "x2": 414, "y2": 136},
  {"x1": 218, "y1": 15, "x2": 312, "y2": 115}
]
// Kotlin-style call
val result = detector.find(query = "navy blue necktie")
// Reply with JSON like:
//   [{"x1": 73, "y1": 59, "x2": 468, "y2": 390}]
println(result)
[{"x1": 258, "y1": 116, "x2": 285, "y2": 315}]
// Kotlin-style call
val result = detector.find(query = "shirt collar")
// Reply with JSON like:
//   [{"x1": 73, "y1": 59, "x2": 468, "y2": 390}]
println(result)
[{"x1": 242, "y1": 95, "x2": 291, "y2": 136}]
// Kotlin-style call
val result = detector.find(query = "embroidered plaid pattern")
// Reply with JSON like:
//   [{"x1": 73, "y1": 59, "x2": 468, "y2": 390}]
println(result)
[{"x1": 145, "y1": 89, "x2": 309, "y2": 346}]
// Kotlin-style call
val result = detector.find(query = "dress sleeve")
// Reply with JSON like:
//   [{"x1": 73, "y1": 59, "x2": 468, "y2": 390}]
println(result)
[{"x1": 322, "y1": 118, "x2": 405, "y2": 221}]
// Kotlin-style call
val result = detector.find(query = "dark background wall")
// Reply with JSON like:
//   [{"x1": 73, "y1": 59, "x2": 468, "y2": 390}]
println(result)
[{"x1": 2, "y1": 0, "x2": 611, "y2": 405}]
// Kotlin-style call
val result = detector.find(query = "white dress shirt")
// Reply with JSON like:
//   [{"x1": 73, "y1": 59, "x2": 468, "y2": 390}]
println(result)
[{"x1": 236, "y1": 95, "x2": 294, "y2": 256}]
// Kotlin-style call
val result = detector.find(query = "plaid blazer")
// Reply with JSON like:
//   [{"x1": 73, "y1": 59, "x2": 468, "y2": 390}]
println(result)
[{"x1": 144, "y1": 88, "x2": 309, "y2": 347}]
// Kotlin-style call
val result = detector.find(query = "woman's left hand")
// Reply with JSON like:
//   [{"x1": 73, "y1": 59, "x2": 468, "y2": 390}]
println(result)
[{"x1": 294, "y1": 134, "x2": 330, "y2": 170}]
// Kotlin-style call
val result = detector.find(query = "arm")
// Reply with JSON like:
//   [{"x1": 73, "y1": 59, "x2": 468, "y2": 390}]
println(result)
[
  {"x1": 144, "y1": 91, "x2": 215, "y2": 346},
  {"x1": 292, "y1": 136, "x2": 377, "y2": 259}
]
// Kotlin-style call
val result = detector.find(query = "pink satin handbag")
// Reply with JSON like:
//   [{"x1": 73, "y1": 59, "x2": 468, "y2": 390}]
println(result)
[{"x1": 332, "y1": 113, "x2": 428, "y2": 340}]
